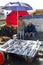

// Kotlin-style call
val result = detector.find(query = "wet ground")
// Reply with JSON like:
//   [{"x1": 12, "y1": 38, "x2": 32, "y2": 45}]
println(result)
[{"x1": 4, "y1": 58, "x2": 43, "y2": 65}]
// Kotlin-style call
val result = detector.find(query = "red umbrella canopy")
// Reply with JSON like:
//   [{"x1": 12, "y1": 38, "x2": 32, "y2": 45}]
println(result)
[{"x1": 6, "y1": 11, "x2": 29, "y2": 26}]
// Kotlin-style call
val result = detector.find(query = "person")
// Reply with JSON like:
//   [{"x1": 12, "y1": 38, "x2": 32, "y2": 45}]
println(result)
[
  {"x1": 17, "y1": 16, "x2": 25, "y2": 40},
  {"x1": 24, "y1": 21, "x2": 36, "y2": 40},
  {"x1": 1, "y1": 24, "x2": 14, "y2": 41}
]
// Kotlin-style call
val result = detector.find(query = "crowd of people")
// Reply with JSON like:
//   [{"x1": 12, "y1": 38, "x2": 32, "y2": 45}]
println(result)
[{"x1": 0, "y1": 16, "x2": 37, "y2": 41}]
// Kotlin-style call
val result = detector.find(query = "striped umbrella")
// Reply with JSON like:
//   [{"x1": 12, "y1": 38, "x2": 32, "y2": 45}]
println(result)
[
  {"x1": 2, "y1": 2, "x2": 32, "y2": 10},
  {"x1": 2, "y1": 2, "x2": 32, "y2": 25}
]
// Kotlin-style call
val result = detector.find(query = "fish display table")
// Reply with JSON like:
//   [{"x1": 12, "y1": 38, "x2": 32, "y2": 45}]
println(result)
[{"x1": 0, "y1": 39, "x2": 41, "y2": 58}]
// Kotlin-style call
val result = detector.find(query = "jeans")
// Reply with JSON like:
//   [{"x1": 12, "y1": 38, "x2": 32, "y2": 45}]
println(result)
[
  {"x1": 31, "y1": 33, "x2": 36, "y2": 40},
  {"x1": 17, "y1": 31, "x2": 24, "y2": 40},
  {"x1": 24, "y1": 32, "x2": 36, "y2": 40}
]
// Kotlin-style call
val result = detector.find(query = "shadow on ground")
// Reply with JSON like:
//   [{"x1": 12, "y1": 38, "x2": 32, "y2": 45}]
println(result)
[{"x1": 4, "y1": 54, "x2": 43, "y2": 65}]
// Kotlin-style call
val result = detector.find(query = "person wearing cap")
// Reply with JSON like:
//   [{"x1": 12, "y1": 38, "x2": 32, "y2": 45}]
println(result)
[{"x1": 24, "y1": 21, "x2": 36, "y2": 40}]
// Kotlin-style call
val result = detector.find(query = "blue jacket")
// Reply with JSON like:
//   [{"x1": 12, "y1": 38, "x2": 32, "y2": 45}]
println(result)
[{"x1": 24, "y1": 24, "x2": 36, "y2": 33}]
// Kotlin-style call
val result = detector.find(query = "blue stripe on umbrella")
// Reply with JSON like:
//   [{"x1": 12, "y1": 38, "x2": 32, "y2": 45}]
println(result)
[{"x1": 2, "y1": 2, "x2": 33, "y2": 10}]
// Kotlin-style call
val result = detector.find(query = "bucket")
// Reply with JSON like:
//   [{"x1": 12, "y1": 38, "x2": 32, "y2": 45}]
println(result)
[{"x1": 0, "y1": 52, "x2": 5, "y2": 64}]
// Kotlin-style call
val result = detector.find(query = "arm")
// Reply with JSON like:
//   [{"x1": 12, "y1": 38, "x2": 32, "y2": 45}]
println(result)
[{"x1": 32, "y1": 25, "x2": 36, "y2": 33}]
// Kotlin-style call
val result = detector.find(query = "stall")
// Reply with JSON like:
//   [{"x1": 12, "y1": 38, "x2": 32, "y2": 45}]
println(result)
[{"x1": 0, "y1": 38, "x2": 41, "y2": 62}]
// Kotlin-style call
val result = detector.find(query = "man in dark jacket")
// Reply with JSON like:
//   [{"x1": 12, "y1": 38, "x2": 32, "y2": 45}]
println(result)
[
  {"x1": 24, "y1": 21, "x2": 36, "y2": 40},
  {"x1": 1, "y1": 25, "x2": 14, "y2": 38}
]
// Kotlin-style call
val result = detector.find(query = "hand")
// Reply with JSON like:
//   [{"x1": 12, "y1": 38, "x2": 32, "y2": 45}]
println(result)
[
  {"x1": 1, "y1": 36, "x2": 10, "y2": 40},
  {"x1": 28, "y1": 32, "x2": 32, "y2": 37},
  {"x1": 25, "y1": 32, "x2": 32, "y2": 37}
]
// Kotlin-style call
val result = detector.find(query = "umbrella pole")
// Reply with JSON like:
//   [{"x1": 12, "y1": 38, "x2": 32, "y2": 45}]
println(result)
[
  {"x1": 17, "y1": 9, "x2": 21, "y2": 40},
  {"x1": 17, "y1": 9, "x2": 18, "y2": 39}
]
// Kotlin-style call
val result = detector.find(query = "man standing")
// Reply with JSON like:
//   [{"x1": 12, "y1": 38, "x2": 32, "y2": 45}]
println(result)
[{"x1": 17, "y1": 16, "x2": 25, "y2": 40}]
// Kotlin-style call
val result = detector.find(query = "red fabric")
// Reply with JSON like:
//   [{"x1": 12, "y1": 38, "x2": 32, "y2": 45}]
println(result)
[
  {"x1": 0, "y1": 52, "x2": 4, "y2": 64},
  {"x1": 6, "y1": 11, "x2": 17, "y2": 26},
  {"x1": 6, "y1": 11, "x2": 29, "y2": 26}
]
